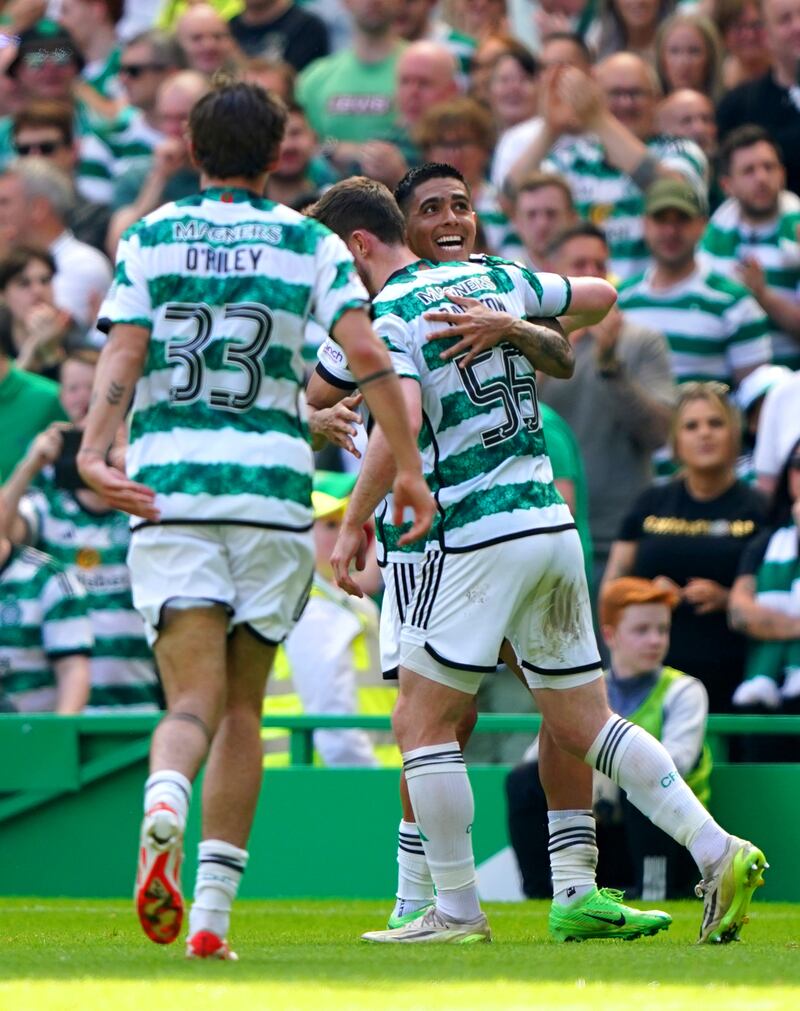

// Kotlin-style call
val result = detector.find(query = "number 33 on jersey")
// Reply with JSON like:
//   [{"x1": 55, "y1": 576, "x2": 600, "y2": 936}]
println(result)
[{"x1": 97, "y1": 187, "x2": 369, "y2": 531}]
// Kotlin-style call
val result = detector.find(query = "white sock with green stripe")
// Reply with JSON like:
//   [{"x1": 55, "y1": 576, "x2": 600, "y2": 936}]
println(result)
[
  {"x1": 189, "y1": 839, "x2": 248, "y2": 940},
  {"x1": 548, "y1": 809, "x2": 598, "y2": 905},
  {"x1": 403, "y1": 743, "x2": 482, "y2": 922},
  {"x1": 393, "y1": 820, "x2": 434, "y2": 918},
  {"x1": 586, "y1": 715, "x2": 728, "y2": 873}
]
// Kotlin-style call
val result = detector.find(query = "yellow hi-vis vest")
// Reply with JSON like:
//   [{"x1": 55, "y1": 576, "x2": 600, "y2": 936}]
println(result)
[
  {"x1": 629, "y1": 666, "x2": 713, "y2": 808},
  {"x1": 263, "y1": 576, "x2": 400, "y2": 766}
]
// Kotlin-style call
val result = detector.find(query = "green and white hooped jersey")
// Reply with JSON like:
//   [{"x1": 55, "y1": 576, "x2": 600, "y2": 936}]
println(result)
[
  {"x1": 99, "y1": 187, "x2": 370, "y2": 531},
  {"x1": 0, "y1": 546, "x2": 93, "y2": 712},
  {"x1": 617, "y1": 265, "x2": 772, "y2": 384},
  {"x1": 373, "y1": 258, "x2": 573, "y2": 552},
  {"x1": 699, "y1": 192, "x2": 800, "y2": 370},
  {"x1": 473, "y1": 183, "x2": 524, "y2": 262},
  {"x1": 544, "y1": 134, "x2": 708, "y2": 282},
  {"x1": 20, "y1": 476, "x2": 159, "y2": 712}
]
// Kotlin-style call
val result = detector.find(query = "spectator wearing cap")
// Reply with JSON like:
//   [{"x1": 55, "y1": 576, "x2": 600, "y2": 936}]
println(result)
[
  {"x1": 539, "y1": 223, "x2": 675, "y2": 597},
  {"x1": 0, "y1": 158, "x2": 112, "y2": 335},
  {"x1": 12, "y1": 101, "x2": 111, "y2": 251},
  {"x1": 59, "y1": 0, "x2": 125, "y2": 103},
  {"x1": 603, "y1": 382, "x2": 768, "y2": 712},
  {"x1": 175, "y1": 3, "x2": 241, "y2": 77},
  {"x1": 229, "y1": 0, "x2": 329, "y2": 72},
  {"x1": 415, "y1": 96, "x2": 523, "y2": 259},
  {"x1": 0, "y1": 21, "x2": 119, "y2": 205},
  {"x1": 699, "y1": 126, "x2": 800, "y2": 372},
  {"x1": 501, "y1": 53, "x2": 709, "y2": 282},
  {"x1": 618, "y1": 178, "x2": 772, "y2": 388},
  {"x1": 734, "y1": 364, "x2": 794, "y2": 484},
  {"x1": 717, "y1": 0, "x2": 800, "y2": 197}
]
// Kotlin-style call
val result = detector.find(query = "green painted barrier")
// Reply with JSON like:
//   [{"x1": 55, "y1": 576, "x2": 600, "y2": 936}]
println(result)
[{"x1": 0, "y1": 714, "x2": 797, "y2": 901}]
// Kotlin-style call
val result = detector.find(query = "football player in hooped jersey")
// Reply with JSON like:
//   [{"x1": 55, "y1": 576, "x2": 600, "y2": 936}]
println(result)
[
  {"x1": 308, "y1": 164, "x2": 674, "y2": 942},
  {"x1": 77, "y1": 81, "x2": 434, "y2": 960},
  {"x1": 311, "y1": 177, "x2": 768, "y2": 946}
]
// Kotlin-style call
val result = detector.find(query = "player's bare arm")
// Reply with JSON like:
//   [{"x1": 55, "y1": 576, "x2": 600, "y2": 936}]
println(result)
[
  {"x1": 424, "y1": 293, "x2": 575, "y2": 376},
  {"x1": 332, "y1": 308, "x2": 434, "y2": 542},
  {"x1": 331, "y1": 378, "x2": 424, "y2": 597},
  {"x1": 77, "y1": 323, "x2": 158, "y2": 521}
]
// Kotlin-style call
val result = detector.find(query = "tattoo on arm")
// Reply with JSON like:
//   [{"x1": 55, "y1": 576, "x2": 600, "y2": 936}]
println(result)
[
  {"x1": 106, "y1": 381, "x2": 126, "y2": 406},
  {"x1": 510, "y1": 319, "x2": 573, "y2": 374}
]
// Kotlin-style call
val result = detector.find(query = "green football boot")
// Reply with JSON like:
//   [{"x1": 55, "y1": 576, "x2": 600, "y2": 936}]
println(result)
[
  {"x1": 387, "y1": 902, "x2": 434, "y2": 930},
  {"x1": 695, "y1": 836, "x2": 768, "y2": 944},
  {"x1": 549, "y1": 887, "x2": 672, "y2": 942}
]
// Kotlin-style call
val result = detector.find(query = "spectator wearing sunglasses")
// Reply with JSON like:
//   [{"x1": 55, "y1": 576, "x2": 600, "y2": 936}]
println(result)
[{"x1": 12, "y1": 101, "x2": 111, "y2": 252}]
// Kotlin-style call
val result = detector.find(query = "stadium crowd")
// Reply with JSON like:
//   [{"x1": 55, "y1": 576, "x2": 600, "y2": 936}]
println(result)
[{"x1": 0, "y1": 0, "x2": 798, "y2": 757}]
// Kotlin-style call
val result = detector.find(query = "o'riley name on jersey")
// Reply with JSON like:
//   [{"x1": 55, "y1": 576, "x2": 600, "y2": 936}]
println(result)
[{"x1": 99, "y1": 187, "x2": 369, "y2": 532}]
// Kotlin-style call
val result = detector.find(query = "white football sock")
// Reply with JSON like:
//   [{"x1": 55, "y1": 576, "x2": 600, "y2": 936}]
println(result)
[
  {"x1": 189, "y1": 839, "x2": 248, "y2": 940},
  {"x1": 403, "y1": 743, "x2": 482, "y2": 922},
  {"x1": 586, "y1": 715, "x2": 728, "y2": 874},
  {"x1": 144, "y1": 770, "x2": 191, "y2": 829},
  {"x1": 393, "y1": 820, "x2": 434, "y2": 918},
  {"x1": 548, "y1": 809, "x2": 598, "y2": 905}
]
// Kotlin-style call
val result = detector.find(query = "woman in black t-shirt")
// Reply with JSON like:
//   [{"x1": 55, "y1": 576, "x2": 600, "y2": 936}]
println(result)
[{"x1": 603, "y1": 383, "x2": 767, "y2": 712}]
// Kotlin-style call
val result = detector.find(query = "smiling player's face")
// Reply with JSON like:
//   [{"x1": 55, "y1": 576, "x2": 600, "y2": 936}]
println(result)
[{"x1": 404, "y1": 177, "x2": 477, "y2": 264}]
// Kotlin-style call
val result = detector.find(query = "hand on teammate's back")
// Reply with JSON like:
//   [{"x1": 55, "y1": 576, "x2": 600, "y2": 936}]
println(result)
[{"x1": 424, "y1": 294, "x2": 514, "y2": 368}]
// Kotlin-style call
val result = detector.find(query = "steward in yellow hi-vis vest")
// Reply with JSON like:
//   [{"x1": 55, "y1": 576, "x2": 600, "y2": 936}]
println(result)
[{"x1": 263, "y1": 472, "x2": 400, "y2": 766}]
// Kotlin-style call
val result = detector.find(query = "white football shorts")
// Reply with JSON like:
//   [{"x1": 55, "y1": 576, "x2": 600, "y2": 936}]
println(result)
[
  {"x1": 128, "y1": 523, "x2": 314, "y2": 647},
  {"x1": 400, "y1": 527, "x2": 602, "y2": 695},
  {"x1": 379, "y1": 560, "x2": 419, "y2": 679}
]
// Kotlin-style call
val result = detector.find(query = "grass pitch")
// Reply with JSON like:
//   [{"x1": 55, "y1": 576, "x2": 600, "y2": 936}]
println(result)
[{"x1": 0, "y1": 898, "x2": 798, "y2": 1011}]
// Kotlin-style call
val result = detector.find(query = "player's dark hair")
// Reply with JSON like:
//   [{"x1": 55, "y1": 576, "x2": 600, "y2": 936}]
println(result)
[
  {"x1": 308, "y1": 177, "x2": 406, "y2": 245},
  {"x1": 546, "y1": 222, "x2": 608, "y2": 259},
  {"x1": 189, "y1": 78, "x2": 287, "y2": 180},
  {"x1": 394, "y1": 162, "x2": 469, "y2": 214},
  {"x1": 718, "y1": 124, "x2": 783, "y2": 177}
]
